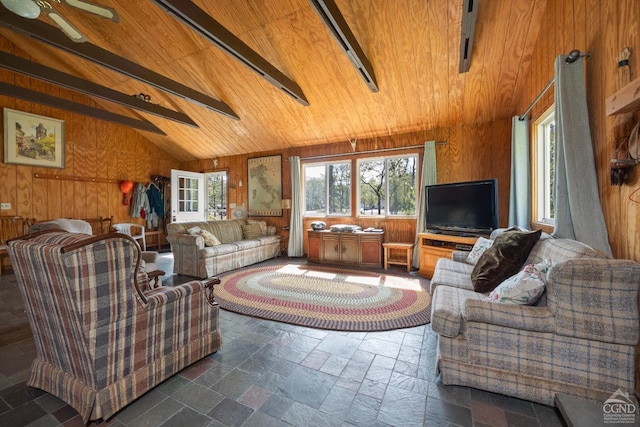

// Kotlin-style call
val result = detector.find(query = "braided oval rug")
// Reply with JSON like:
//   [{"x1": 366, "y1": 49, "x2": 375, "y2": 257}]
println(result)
[{"x1": 214, "y1": 264, "x2": 431, "y2": 331}]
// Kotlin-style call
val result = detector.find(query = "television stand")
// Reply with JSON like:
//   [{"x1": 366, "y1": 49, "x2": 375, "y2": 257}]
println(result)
[{"x1": 418, "y1": 232, "x2": 479, "y2": 278}]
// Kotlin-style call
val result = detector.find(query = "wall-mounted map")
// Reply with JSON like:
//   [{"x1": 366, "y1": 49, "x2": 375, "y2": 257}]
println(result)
[{"x1": 248, "y1": 154, "x2": 282, "y2": 216}]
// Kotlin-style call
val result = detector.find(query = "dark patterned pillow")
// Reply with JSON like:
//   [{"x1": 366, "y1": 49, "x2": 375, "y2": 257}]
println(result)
[
  {"x1": 471, "y1": 229, "x2": 542, "y2": 293},
  {"x1": 242, "y1": 223, "x2": 263, "y2": 239}
]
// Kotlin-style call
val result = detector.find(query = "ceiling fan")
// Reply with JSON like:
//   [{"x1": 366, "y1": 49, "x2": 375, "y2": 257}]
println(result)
[{"x1": 1, "y1": 0, "x2": 119, "y2": 43}]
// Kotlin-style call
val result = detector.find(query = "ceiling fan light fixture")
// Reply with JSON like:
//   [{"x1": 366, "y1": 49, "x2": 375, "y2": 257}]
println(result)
[{"x1": 1, "y1": 0, "x2": 40, "y2": 19}]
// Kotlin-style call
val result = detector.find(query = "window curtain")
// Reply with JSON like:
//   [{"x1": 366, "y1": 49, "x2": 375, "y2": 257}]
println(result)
[
  {"x1": 509, "y1": 116, "x2": 531, "y2": 228},
  {"x1": 552, "y1": 55, "x2": 612, "y2": 256},
  {"x1": 412, "y1": 141, "x2": 437, "y2": 268},
  {"x1": 288, "y1": 156, "x2": 304, "y2": 257}
]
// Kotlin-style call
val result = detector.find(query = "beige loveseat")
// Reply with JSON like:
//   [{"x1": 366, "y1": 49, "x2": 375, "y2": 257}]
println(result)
[
  {"x1": 430, "y1": 232, "x2": 640, "y2": 406},
  {"x1": 167, "y1": 219, "x2": 281, "y2": 278}
]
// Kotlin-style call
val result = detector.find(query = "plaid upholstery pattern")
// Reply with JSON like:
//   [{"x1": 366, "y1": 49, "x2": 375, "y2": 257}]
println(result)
[
  {"x1": 167, "y1": 220, "x2": 280, "y2": 278},
  {"x1": 430, "y1": 258, "x2": 474, "y2": 294},
  {"x1": 7, "y1": 232, "x2": 221, "y2": 423},
  {"x1": 431, "y1": 235, "x2": 640, "y2": 406},
  {"x1": 431, "y1": 286, "x2": 486, "y2": 338},
  {"x1": 547, "y1": 258, "x2": 639, "y2": 345},
  {"x1": 465, "y1": 299, "x2": 555, "y2": 333}
]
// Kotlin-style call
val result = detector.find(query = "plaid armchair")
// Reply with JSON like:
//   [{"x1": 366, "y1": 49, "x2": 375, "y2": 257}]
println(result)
[{"x1": 7, "y1": 231, "x2": 221, "y2": 423}]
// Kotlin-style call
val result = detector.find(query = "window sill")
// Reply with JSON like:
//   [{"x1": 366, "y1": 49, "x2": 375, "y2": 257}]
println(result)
[{"x1": 531, "y1": 221, "x2": 554, "y2": 235}]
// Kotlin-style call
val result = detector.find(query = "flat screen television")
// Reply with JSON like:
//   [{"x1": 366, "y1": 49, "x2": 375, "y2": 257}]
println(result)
[{"x1": 425, "y1": 179, "x2": 498, "y2": 236}]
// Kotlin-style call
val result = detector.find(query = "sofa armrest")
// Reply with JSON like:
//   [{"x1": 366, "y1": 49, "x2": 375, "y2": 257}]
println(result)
[
  {"x1": 451, "y1": 251, "x2": 470, "y2": 263},
  {"x1": 465, "y1": 299, "x2": 555, "y2": 333},
  {"x1": 166, "y1": 233, "x2": 205, "y2": 249}
]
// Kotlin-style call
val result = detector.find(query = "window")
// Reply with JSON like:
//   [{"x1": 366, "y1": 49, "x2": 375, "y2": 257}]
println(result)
[
  {"x1": 304, "y1": 162, "x2": 351, "y2": 216},
  {"x1": 177, "y1": 176, "x2": 199, "y2": 213},
  {"x1": 206, "y1": 172, "x2": 227, "y2": 220},
  {"x1": 533, "y1": 106, "x2": 555, "y2": 224},
  {"x1": 359, "y1": 155, "x2": 417, "y2": 217}
]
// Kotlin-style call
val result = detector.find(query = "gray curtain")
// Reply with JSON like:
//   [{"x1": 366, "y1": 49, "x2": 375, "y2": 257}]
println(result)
[
  {"x1": 288, "y1": 156, "x2": 304, "y2": 257},
  {"x1": 412, "y1": 141, "x2": 437, "y2": 268},
  {"x1": 509, "y1": 115, "x2": 531, "y2": 228},
  {"x1": 552, "y1": 55, "x2": 612, "y2": 256}
]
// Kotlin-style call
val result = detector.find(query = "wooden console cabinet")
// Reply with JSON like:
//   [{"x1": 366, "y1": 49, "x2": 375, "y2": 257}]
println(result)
[
  {"x1": 308, "y1": 230, "x2": 383, "y2": 267},
  {"x1": 418, "y1": 232, "x2": 479, "y2": 278}
]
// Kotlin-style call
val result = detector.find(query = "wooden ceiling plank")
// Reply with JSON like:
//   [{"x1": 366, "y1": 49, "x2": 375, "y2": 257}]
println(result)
[
  {"x1": 0, "y1": 9, "x2": 239, "y2": 120},
  {"x1": 152, "y1": 0, "x2": 309, "y2": 106},
  {"x1": 0, "y1": 51, "x2": 199, "y2": 127},
  {"x1": 0, "y1": 81, "x2": 165, "y2": 134}
]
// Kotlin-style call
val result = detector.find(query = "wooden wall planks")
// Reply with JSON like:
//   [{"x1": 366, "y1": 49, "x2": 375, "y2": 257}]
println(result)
[
  {"x1": 182, "y1": 119, "x2": 511, "y2": 254},
  {"x1": 0, "y1": 44, "x2": 181, "y2": 248}
]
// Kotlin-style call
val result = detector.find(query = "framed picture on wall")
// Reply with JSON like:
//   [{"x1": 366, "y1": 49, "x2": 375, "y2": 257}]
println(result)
[
  {"x1": 247, "y1": 154, "x2": 282, "y2": 216},
  {"x1": 3, "y1": 108, "x2": 65, "y2": 169}
]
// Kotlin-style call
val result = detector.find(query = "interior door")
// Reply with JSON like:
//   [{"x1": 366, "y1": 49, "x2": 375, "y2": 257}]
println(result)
[{"x1": 171, "y1": 169, "x2": 205, "y2": 223}]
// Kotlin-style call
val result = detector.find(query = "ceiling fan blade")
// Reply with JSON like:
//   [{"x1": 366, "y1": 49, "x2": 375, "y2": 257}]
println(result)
[
  {"x1": 61, "y1": 0, "x2": 119, "y2": 22},
  {"x1": 40, "y1": 7, "x2": 87, "y2": 42}
]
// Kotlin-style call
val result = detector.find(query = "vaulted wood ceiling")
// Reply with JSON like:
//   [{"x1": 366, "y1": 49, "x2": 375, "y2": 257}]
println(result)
[{"x1": 0, "y1": 0, "x2": 547, "y2": 161}]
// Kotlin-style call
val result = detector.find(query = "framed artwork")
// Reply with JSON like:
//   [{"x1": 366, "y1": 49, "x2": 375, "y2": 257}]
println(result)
[
  {"x1": 3, "y1": 108, "x2": 65, "y2": 169},
  {"x1": 248, "y1": 154, "x2": 282, "y2": 216}
]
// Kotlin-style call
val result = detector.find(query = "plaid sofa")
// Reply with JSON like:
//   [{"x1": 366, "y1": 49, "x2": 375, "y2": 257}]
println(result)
[
  {"x1": 430, "y1": 235, "x2": 640, "y2": 406},
  {"x1": 167, "y1": 219, "x2": 281, "y2": 278},
  {"x1": 7, "y1": 231, "x2": 221, "y2": 423}
]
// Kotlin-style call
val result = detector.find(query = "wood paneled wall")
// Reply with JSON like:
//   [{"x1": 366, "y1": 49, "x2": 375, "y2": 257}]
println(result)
[
  {"x1": 516, "y1": 0, "x2": 640, "y2": 262},
  {"x1": 0, "y1": 45, "x2": 181, "y2": 245},
  {"x1": 182, "y1": 119, "x2": 511, "y2": 253},
  {"x1": 515, "y1": 0, "x2": 640, "y2": 397}
]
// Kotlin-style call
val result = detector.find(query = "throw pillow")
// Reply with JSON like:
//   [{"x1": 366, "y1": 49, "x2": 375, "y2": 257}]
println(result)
[
  {"x1": 187, "y1": 226, "x2": 201, "y2": 235},
  {"x1": 487, "y1": 260, "x2": 551, "y2": 305},
  {"x1": 465, "y1": 237, "x2": 494, "y2": 265},
  {"x1": 247, "y1": 220, "x2": 267, "y2": 236},
  {"x1": 242, "y1": 223, "x2": 263, "y2": 239},
  {"x1": 200, "y1": 229, "x2": 221, "y2": 246},
  {"x1": 471, "y1": 229, "x2": 542, "y2": 293}
]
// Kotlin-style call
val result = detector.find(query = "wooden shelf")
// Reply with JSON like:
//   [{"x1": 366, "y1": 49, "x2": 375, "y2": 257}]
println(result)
[{"x1": 606, "y1": 76, "x2": 640, "y2": 115}]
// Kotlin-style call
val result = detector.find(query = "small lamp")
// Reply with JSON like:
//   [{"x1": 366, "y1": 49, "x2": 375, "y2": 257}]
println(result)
[{"x1": 281, "y1": 198, "x2": 291, "y2": 229}]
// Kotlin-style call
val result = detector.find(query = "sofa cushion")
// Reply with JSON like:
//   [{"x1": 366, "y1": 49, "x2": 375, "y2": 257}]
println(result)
[
  {"x1": 471, "y1": 229, "x2": 542, "y2": 293},
  {"x1": 465, "y1": 237, "x2": 493, "y2": 265},
  {"x1": 242, "y1": 222, "x2": 263, "y2": 239},
  {"x1": 430, "y1": 259, "x2": 475, "y2": 294},
  {"x1": 432, "y1": 286, "x2": 487, "y2": 338},
  {"x1": 200, "y1": 229, "x2": 221, "y2": 246},
  {"x1": 247, "y1": 220, "x2": 267, "y2": 236},
  {"x1": 487, "y1": 260, "x2": 550, "y2": 305}
]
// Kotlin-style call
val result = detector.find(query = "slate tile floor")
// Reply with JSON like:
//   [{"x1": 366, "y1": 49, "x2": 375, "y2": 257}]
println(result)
[{"x1": 0, "y1": 254, "x2": 565, "y2": 427}]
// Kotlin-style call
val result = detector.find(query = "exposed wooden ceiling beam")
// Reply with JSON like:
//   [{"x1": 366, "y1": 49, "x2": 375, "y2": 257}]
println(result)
[
  {"x1": 459, "y1": 0, "x2": 478, "y2": 73},
  {"x1": 0, "y1": 51, "x2": 199, "y2": 128},
  {"x1": 0, "y1": 9, "x2": 239, "y2": 120},
  {"x1": 152, "y1": 0, "x2": 309, "y2": 106},
  {"x1": 309, "y1": 0, "x2": 378, "y2": 93},
  {"x1": 0, "y1": 82, "x2": 166, "y2": 134}
]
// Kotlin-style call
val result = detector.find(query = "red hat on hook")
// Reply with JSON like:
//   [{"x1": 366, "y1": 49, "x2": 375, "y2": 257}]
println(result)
[{"x1": 119, "y1": 180, "x2": 134, "y2": 205}]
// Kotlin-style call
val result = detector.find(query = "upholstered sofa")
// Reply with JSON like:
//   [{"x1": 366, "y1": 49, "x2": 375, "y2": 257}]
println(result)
[
  {"x1": 7, "y1": 231, "x2": 221, "y2": 423},
  {"x1": 167, "y1": 219, "x2": 281, "y2": 278},
  {"x1": 430, "y1": 232, "x2": 640, "y2": 406}
]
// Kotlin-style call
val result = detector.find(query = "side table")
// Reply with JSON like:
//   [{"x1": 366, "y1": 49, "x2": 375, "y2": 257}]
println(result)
[{"x1": 383, "y1": 242, "x2": 414, "y2": 272}]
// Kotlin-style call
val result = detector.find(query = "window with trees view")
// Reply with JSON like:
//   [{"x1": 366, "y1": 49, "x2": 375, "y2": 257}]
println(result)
[
  {"x1": 303, "y1": 155, "x2": 418, "y2": 218},
  {"x1": 533, "y1": 107, "x2": 555, "y2": 225},
  {"x1": 207, "y1": 172, "x2": 227, "y2": 220},
  {"x1": 304, "y1": 162, "x2": 351, "y2": 216},
  {"x1": 359, "y1": 155, "x2": 417, "y2": 216}
]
